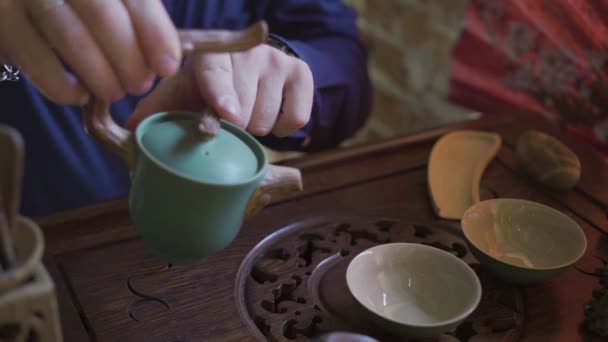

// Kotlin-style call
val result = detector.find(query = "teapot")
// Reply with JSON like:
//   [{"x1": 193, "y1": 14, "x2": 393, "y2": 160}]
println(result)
[{"x1": 81, "y1": 22, "x2": 303, "y2": 265}]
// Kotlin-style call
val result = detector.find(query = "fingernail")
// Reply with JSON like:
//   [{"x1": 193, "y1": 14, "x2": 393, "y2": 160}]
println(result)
[
  {"x1": 158, "y1": 53, "x2": 179, "y2": 76},
  {"x1": 218, "y1": 95, "x2": 240, "y2": 118}
]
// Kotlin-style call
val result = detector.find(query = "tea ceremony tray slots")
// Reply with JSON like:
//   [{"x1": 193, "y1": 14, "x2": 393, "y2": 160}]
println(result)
[{"x1": 36, "y1": 112, "x2": 608, "y2": 341}]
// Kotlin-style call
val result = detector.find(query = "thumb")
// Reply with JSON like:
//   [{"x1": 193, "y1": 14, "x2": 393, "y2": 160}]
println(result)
[
  {"x1": 193, "y1": 53, "x2": 243, "y2": 127},
  {"x1": 126, "y1": 71, "x2": 201, "y2": 130}
]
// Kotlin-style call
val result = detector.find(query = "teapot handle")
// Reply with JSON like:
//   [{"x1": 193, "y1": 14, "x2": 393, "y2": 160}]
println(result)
[
  {"x1": 81, "y1": 21, "x2": 269, "y2": 167},
  {"x1": 246, "y1": 165, "x2": 303, "y2": 217}
]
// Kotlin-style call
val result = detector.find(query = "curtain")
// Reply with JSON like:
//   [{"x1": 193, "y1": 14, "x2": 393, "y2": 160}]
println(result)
[{"x1": 448, "y1": 0, "x2": 608, "y2": 154}]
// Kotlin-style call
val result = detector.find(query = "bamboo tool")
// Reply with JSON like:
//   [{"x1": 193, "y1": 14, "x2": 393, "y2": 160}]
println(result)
[
  {"x1": 82, "y1": 21, "x2": 269, "y2": 165},
  {"x1": 0, "y1": 200, "x2": 11, "y2": 271},
  {"x1": 427, "y1": 130, "x2": 502, "y2": 220},
  {"x1": 0, "y1": 125, "x2": 24, "y2": 270}
]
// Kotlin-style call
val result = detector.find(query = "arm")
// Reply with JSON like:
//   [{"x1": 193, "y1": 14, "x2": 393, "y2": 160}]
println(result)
[{"x1": 258, "y1": 0, "x2": 372, "y2": 151}]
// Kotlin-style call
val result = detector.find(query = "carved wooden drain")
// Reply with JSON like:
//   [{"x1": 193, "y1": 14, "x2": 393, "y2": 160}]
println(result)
[{"x1": 235, "y1": 213, "x2": 525, "y2": 341}]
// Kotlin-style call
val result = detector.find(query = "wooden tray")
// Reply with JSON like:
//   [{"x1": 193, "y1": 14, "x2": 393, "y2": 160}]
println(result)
[{"x1": 235, "y1": 211, "x2": 525, "y2": 341}]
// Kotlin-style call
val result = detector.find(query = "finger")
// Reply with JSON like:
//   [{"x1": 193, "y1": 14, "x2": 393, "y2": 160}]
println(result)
[
  {"x1": 122, "y1": 0, "x2": 181, "y2": 76},
  {"x1": 126, "y1": 70, "x2": 201, "y2": 130},
  {"x1": 0, "y1": 1, "x2": 88, "y2": 104},
  {"x1": 67, "y1": 0, "x2": 154, "y2": 95},
  {"x1": 248, "y1": 73, "x2": 284, "y2": 136},
  {"x1": 193, "y1": 53, "x2": 244, "y2": 126},
  {"x1": 25, "y1": 0, "x2": 124, "y2": 100},
  {"x1": 273, "y1": 60, "x2": 313, "y2": 137},
  {"x1": 229, "y1": 52, "x2": 259, "y2": 129}
]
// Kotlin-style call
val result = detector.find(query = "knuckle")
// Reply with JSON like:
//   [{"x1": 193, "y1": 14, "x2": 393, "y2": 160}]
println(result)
[
  {"x1": 290, "y1": 112, "x2": 310, "y2": 130},
  {"x1": 268, "y1": 49, "x2": 287, "y2": 67},
  {"x1": 292, "y1": 60, "x2": 313, "y2": 81}
]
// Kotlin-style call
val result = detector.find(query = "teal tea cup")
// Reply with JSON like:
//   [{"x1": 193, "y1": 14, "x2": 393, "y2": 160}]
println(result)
[{"x1": 83, "y1": 105, "x2": 302, "y2": 265}]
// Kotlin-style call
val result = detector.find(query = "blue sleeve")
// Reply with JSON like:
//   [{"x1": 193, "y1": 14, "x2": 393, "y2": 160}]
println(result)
[{"x1": 256, "y1": 0, "x2": 372, "y2": 152}]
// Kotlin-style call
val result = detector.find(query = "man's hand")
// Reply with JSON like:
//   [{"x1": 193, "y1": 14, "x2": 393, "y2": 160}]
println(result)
[
  {"x1": 0, "y1": 0, "x2": 181, "y2": 104},
  {"x1": 127, "y1": 44, "x2": 314, "y2": 138}
]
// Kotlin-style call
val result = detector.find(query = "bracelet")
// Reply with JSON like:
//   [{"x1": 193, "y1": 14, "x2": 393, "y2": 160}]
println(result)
[
  {"x1": 0, "y1": 65, "x2": 20, "y2": 82},
  {"x1": 266, "y1": 36, "x2": 298, "y2": 58}
]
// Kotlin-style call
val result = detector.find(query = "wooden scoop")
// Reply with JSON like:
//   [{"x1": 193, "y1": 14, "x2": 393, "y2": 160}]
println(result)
[
  {"x1": 82, "y1": 21, "x2": 269, "y2": 165},
  {"x1": 0, "y1": 125, "x2": 24, "y2": 270}
]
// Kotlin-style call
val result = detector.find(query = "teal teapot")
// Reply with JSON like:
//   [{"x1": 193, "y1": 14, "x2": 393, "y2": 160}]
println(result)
[{"x1": 82, "y1": 22, "x2": 303, "y2": 265}]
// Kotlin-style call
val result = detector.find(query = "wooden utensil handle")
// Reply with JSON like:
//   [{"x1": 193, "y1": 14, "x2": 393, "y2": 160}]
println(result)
[
  {"x1": 82, "y1": 21, "x2": 269, "y2": 165},
  {"x1": 246, "y1": 165, "x2": 303, "y2": 217},
  {"x1": 82, "y1": 98, "x2": 134, "y2": 166}
]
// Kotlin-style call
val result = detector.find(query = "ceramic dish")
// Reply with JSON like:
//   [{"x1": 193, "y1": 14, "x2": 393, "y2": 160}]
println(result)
[
  {"x1": 428, "y1": 130, "x2": 502, "y2": 220},
  {"x1": 345, "y1": 243, "x2": 482, "y2": 338},
  {"x1": 461, "y1": 198, "x2": 587, "y2": 284}
]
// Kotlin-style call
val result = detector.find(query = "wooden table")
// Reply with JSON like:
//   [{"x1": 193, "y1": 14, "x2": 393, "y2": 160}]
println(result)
[{"x1": 37, "y1": 113, "x2": 608, "y2": 342}]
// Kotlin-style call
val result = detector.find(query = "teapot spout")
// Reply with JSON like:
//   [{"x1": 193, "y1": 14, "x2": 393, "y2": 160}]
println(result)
[{"x1": 246, "y1": 165, "x2": 303, "y2": 217}]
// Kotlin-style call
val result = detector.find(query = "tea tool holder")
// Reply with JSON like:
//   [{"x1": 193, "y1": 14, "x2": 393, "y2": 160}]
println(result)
[{"x1": 0, "y1": 125, "x2": 63, "y2": 341}]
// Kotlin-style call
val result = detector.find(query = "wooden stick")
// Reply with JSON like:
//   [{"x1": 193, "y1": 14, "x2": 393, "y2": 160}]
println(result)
[
  {"x1": 179, "y1": 21, "x2": 268, "y2": 55},
  {"x1": 0, "y1": 198, "x2": 15, "y2": 271}
]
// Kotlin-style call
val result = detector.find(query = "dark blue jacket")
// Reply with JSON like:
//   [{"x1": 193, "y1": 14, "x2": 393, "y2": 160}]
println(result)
[{"x1": 0, "y1": 0, "x2": 371, "y2": 217}]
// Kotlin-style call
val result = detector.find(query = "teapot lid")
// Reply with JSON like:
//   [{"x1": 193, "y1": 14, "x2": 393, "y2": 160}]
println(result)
[{"x1": 140, "y1": 115, "x2": 260, "y2": 184}]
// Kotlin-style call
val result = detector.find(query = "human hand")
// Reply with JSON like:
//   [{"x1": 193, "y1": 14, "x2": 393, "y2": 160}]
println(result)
[
  {"x1": 0, "y1": 0, "x2": 181, "y2": 105},
  {"x1": 127, "y1": 43, "x2": 314, "y2": 138}
]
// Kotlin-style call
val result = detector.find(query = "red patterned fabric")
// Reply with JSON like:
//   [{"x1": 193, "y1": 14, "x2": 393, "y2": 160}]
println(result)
[{"x1": 449, "y1": 0, "x2": 608, "y2": 154}]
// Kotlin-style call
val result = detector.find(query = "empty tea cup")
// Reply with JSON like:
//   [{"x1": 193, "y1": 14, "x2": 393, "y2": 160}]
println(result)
[
  {"x1": 346, "y1": 243, "x2": 481, "y2": 338},
  {"x1": 461, "y1": 198, "x2": 587, "y2": 284}
]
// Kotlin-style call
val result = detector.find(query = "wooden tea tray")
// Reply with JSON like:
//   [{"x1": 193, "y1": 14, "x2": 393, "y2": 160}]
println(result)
[
  {"x1": 235, "y1": 211, "x2": 525, "y2": 341},
  {"x1": 37, "y1": 113, "x2": 608, "y2": 341}
]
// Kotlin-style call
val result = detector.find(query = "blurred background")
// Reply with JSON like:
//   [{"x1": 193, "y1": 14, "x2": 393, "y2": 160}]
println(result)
[
  {"x1": 342, "y1": 0, "x2": 477, "y2": 144},
  {"x1": 268, "y1": 0, "x2": 479, "y2": 160}
]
